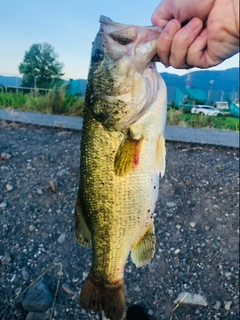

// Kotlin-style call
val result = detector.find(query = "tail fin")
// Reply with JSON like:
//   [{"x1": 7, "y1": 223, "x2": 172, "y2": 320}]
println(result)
[{"x1": 80, "y1": 270, "x2": 125, "y2": 320}]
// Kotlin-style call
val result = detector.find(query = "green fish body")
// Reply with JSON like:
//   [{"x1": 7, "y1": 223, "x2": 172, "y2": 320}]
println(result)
[{"x1": 75, "y1": 16, "x2": 167, "y2": 320}]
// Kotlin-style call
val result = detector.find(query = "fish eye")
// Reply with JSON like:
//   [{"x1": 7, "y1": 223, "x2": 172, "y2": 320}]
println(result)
[
  {"x1": 91, "y1": 49, "x2": 104, "y2": 63},
  {"x1": 111, "y1": 35, "x2": 133, "y2": 45}
]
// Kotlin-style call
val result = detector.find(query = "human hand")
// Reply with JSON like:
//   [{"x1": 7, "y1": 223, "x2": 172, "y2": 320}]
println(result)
[{"x1": 151, "y1": 0, "x2": 239, "y2": 69}]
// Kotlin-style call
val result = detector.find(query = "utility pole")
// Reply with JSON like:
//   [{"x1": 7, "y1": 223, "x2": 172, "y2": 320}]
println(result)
[
  {"x1": 220, "y1": 91, "x2": 224, "y2": 102},
  {"x1": 231, "y1": 88, "x2": 235, "y2": 101},
  {"x1": 208, "y1": 80, "x2": 214, "y2": 104},
  {"x1": 185, "y1": 73, "x2": 191, "y2": 88},
  {"x1": 34, "y1": 75, "x2": 37, "y2": 97},
  {"x1": 16, "y1": 76, "x2": 18, "y2": 93}
]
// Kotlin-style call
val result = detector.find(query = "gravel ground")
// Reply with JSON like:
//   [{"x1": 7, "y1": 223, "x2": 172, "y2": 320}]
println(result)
[{"x1": 0, "y1": 121, "x2": 239, "y2": 320}]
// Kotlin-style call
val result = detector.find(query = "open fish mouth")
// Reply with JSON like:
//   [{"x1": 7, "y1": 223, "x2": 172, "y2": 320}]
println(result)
[
  {"x1": 97, "y1": 15, "x2": 164, "y2": 72},
  {"x1": 88, "y1": 16, "x2": 164, "y2": 130}
]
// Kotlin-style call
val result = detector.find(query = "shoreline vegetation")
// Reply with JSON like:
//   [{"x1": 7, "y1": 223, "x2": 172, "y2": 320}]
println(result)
[{"x1": 0, "y1": 91, "x2": 239, "y2": 131}]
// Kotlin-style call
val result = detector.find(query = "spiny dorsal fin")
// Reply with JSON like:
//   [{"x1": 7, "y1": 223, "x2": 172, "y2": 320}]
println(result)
[
  {"x1": 156, "y1": 134, "x2": 166, "y2": 177},
  {"x1": 75, "y1": 197, "x2": 92, "y2": 247},
  {"x1": 131, "y1": 219, "x2": 156, "y2": 267},
  {"x1": 114, "y1": 135, "x2": 143, "y2": 176}
]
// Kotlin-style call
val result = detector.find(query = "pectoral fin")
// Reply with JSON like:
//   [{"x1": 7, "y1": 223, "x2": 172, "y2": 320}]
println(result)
[
  {"x1": 114, "y1": 135, "x2": 143, "y2": 176},
  {"x1": 131, "y1": 220, "x2": 156, "y2": 267},
  {"x1": 75, "y1": 197, "x2": 91, "y2": 247},
  {"x1": 156, "y1": 135, "x2": 166, "y2": 177}
]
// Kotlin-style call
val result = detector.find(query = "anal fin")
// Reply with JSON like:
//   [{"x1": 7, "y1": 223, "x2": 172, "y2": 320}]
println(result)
[
  {"x1": 131, "y1": 220, "x2": 156, "y2": 267},
  {"x1": 75, "y1": 196, "x2": 91, "y2": 247}
]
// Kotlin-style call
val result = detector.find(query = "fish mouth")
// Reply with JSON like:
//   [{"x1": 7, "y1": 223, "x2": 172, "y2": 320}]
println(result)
[
  {"x1": 99, "y1": 15, "x2": 164, "y2": 33},
  {"x1": 89, "y1": 16, "x2": 164, "y2": 130},
  {"x1": 97, "y1": 16, "x2": 163, "y2": 73}
]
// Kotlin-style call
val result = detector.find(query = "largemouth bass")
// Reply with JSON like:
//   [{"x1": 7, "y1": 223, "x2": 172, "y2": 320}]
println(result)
[{"x1": 75, "y1": 16, "x2": 166, "y2": 320}]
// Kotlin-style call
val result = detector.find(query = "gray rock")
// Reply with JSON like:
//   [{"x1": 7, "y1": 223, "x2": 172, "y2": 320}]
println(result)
[
  {"x1": 166, "y1": 211, "x2": 174, "y2": 217},
  {"x1": 148, "y1": 262, "x2": 155, "y2": 273},
  {"x1": 133, "y1": 285, "x2": 141, "y2": 292},
  {"x1": 1, "y1": 152, "x2": 11, "y2": 160},
  {"x1": 1, "y1": 254, "x2": 11, "y2": 265},
  {"x1": 224, "y1": 301, "x2": 232, "y2": 311},
  {"x1": 225, "y1": 272, "x2": 232, "y2": 278},
  {"x1": 25, "y1": 312, "x2": 49, "y2": 320},
  {"x1": 213, "y1": 300, "x2": 221, "y2": 310},
  {"x1": 6, "y1": 183, "x2": 13, "y2": 191},
  {"x1": 57, "y1": 232, "x2": 66, "y2": 244},
  {"x1": 37, "y1": 188, "x2": 43, "y2": 195},
  {"x1": 22, "y1": 268, "x2": 30, "y2": 281},
  {"x1": 29, "y1": 225, "x2": 36, "y2": 231},
  {"x1": 174, "y1": 292, "x2": 208, "y2": 306},
  {"x1": 190, "y1": 221, "x2": 196, "y2": 228},
  {"x1": 166, "y1": 201, "x2": 176, "y2": 208},
  {"x1": 22, "y1": 278, "x2": 53, "y2": 312},
  {"x1": 148, "y1": 309, "x2": 154, "y2": 315},
  {"x1": 168, "y1": 289, "x2": 173, "y2": 296},
  {"x1": 0, "y1": 202, "x2": 7, "y2": 209}
]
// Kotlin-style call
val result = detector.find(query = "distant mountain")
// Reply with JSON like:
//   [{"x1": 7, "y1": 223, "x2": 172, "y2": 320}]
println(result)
[
  {"x1": 161, "y1": 67, "x2": 239, "y2": 102},
  {"x1": 0, "y1": 68, "x2": 238, "y2": 102},
  {"x1": 0, "y1": 75, "x2": 22, "y2": 87},
  {"x1": 161, "y1": 68, "x2": 239, "y2": 91}
]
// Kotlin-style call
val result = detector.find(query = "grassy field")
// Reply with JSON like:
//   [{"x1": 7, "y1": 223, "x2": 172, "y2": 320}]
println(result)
[
  {"x1": 0, "y1": 89, "x2": 84, "y2": 116},
  {"x1": 0, "y1": 91, "x2": 239, "y2": 131},
  {"x1": 167, "y1": 108, "x2": 239, "y2": 131}
]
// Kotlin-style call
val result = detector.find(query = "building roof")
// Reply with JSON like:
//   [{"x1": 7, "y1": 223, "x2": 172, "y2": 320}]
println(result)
[{"x1": 179, "y1": 88, "x2": 208, "y2": 102}]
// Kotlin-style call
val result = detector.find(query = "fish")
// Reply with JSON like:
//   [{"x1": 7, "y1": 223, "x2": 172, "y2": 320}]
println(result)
[{"x1": 75, "y1": 15, "x2": 166, "y2": 320}]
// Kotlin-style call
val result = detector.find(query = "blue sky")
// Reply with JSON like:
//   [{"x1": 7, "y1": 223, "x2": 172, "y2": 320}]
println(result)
[{"x1": 1, "y1": 0, "x2": 239, "y2": 80}]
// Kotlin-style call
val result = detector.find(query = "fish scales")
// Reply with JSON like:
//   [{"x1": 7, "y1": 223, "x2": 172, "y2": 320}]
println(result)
[
  {"x1": 80, "y1": 112, "x2": 156, "y2": 277},
  {"x1": 75, "y1": 15, "x2": 166, "y2": 320}
]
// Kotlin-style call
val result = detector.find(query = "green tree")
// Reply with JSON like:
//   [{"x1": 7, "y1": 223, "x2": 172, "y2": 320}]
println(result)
[{"x1": 18, "y1": 43, "x2": 64, "y2": 89}]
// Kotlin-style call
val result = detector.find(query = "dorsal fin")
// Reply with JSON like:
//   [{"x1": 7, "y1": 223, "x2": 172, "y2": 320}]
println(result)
[{"x1": 156, "y1": 134, "x2": 166, "y2": 177}]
